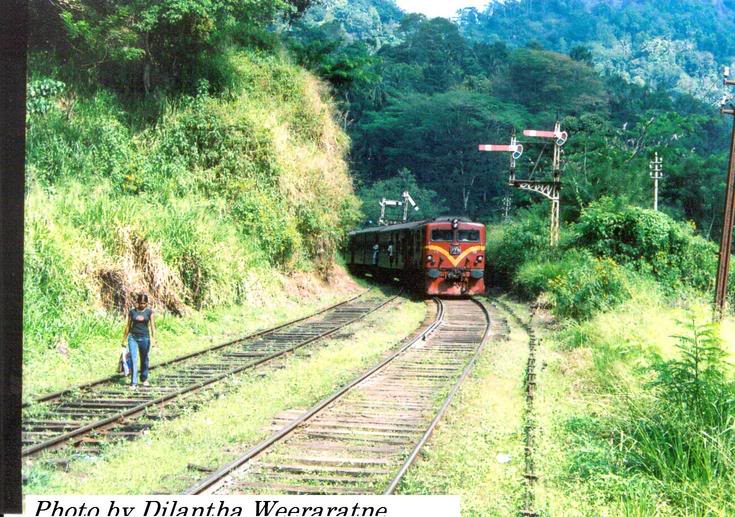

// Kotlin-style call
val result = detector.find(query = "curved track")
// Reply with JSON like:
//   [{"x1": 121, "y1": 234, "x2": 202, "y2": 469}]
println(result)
[
  {"x1": 22, "y1": 291, "x2": 397, "y2": 458},
  {"x1": 186, "y1": 297, "x2": 505, "y2": 496}
]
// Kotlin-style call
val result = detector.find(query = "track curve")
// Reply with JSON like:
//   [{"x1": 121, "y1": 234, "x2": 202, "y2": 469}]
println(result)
[{"x1": 186, "y1": 297, "x2": 503, "y2": 496}]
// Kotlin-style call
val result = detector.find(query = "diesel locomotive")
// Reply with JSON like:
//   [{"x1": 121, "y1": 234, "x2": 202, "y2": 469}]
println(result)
[{"x1": 347, "y1": 217, "x2": 486, "y2": 296}]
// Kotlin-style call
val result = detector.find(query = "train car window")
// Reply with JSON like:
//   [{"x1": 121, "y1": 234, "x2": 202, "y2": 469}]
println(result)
[
  {"x1": 458, "y1": 230, "x2": 480, "y2": 242},
  {"x1": 431, "y1": 229, "x2": 453, "y2": 241}
]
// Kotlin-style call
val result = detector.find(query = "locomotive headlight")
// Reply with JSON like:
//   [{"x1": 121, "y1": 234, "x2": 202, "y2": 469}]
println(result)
[
  {"x1": 476, "y1": 255, "x2": 484, "y2": 263},
  {"x1": 426, "y1": 255, "x2": 434, "y2": 263}
]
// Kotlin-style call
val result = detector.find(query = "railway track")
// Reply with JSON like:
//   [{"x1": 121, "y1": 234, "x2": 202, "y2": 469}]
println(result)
[
  {"x1": 186, "y1": 297, "x2": 507, "y2": 496},
  {"x1": 22, "y1": 291, "x2": 398, "y2": 459}
]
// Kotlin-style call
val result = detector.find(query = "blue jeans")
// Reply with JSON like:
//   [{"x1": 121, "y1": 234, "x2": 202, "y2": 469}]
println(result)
[{"x1": 127, "y1": 335, "x2": 150, "y2": 385}]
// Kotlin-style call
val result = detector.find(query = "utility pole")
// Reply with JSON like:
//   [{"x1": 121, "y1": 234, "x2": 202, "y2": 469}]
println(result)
[
  {"x1": 1, "y1": 1, "x2": 27, "y2": 512},
  {"x1": 480, "y1": 122, "x2": 568, "y2": 246},
  {"x1": 714, "y1": 66, "x2": 735, "y2": 320},
  {"x1": 502, "y1": 196, "x2": 512, "y2": 221},
  {"x1": 649, "y1": 152, "x2": 663, "y2": 211}
]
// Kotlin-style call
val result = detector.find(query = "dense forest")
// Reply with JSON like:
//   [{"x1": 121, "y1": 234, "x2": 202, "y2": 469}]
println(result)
[{"x1": 290, "y1": 0, "x2": 733, "y2": 236}]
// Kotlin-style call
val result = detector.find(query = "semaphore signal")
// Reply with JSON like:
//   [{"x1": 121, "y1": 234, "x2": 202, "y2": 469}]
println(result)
[
  {"x1": 378, "y1": 191, "x2": 419, "y2": 226},
  {"x1": 479, "y1": 122, "x2": 568, "y2": 246},
  {"x1": 523, "y1": 129, "x2": 568, "y2": 146}
]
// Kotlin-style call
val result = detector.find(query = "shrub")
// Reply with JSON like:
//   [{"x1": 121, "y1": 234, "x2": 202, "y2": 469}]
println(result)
[
  {"x1": 572, "y1": 198, "x2": 717, "y2": 294},
  {"x1": 27, "y1": 78, "x2": 65, "y2": 115},
  {"x1": 550, "y1": 257, "x2": 632, "y2": 320},
  {"x1": 231, "y1": 188, "x2": 302, "y2": 266},
  {"x1": 514, "y1": 249, "x2": 590, "y2": 300},
  {"x1": 26, "y1": 90, "x2": 133, "y2": 186},
  {"x1": 488, "y1": 207, "x2": 551, "y2": 288}
]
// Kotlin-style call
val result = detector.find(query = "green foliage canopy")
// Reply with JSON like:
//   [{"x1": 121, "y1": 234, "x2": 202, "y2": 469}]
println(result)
[{"x1": 31, "y1": 0, "x2": 317, "y2": 93}]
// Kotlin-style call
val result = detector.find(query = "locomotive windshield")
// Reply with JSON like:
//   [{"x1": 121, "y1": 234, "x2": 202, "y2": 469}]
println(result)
[
  {"x1": 458, "y1": 230, "x2": 480, "y2": 242},
  {"x1": 431, "y1": 229, "x2": 481, "y2": 242},
  {"x1": 431, "y1": 229, "x2": 453, "y2": 241}
]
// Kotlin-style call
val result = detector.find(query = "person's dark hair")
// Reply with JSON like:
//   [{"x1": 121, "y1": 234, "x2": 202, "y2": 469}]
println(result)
[{"x1": 135, "y1": 293, "x2": 149, "y2": 304}]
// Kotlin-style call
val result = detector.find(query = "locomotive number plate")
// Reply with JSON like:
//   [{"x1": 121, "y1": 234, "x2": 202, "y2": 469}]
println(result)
[{"x1": 450, "y1": 245, "x2": 461, "y2": 256}]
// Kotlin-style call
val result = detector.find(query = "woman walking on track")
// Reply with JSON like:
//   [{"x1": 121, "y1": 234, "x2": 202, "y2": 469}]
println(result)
[{"x1": 121, "y1": 293, "x2": 156, "y2": 389}]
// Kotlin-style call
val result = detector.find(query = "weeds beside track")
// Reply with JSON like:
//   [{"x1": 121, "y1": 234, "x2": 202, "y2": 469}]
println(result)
[{"x1": 493, "y1": 298, "x2": 540, "y2": 517}]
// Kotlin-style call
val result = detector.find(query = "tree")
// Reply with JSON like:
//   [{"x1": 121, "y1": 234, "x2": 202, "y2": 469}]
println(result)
[
  {"x1": 34, "y1": 0, "x2": 315, "y2": 93},
  {"x1": 501, "y1": 48, "x2": 608, "y2": 116},
  {"x1": 569, "y1": 45, "x2": 593, "y2": 64},
  {"x1": 288, "y1": 24, "x2": 380, "y2": 98},
  {"x1": 354, "y1": 91, "x2": 530, "y2": 216},
  {"x1": 380, "y1": 17, "x2": 472, "y2": 94}
]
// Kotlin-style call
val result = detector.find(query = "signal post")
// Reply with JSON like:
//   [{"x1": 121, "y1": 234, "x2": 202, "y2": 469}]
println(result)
[
  {"x1": 378, "y1": 191, "x2": 419, "y2": 226},
  {"x1": 479, "y1": 122, "x2": 568, "y2": 246},
  {"x1": 714, "y1": 68, "x2": 735, "y2": 319},
  {"x1": 502, "y1": 195, "x2": 512, "y2": 221},
  {"x1": 650, "y1": 152, "x2": 663, "y2": 211}
]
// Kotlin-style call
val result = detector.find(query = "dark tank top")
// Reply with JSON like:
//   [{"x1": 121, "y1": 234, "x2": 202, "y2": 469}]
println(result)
[{"x1": 129, "y1": 308, "x2": 152, "y2": 338}]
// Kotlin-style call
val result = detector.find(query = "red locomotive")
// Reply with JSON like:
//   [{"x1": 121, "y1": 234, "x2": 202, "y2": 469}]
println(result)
[{"x1": 347, "y1": 217, "x2": 486, "y2": 296}]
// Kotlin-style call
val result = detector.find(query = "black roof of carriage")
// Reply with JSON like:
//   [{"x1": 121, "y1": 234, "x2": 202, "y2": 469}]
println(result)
[{"x1": 348, "y1": 217, "x2": 483, "y2": 236}]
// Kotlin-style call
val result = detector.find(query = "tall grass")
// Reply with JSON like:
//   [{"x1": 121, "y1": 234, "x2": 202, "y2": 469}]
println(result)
[
  {"x1": 619, "y1": 318, "x2": 735, "y2": 510},
  {"x1": 497, "y1": 200, "x2": 735, "y2": 513}
]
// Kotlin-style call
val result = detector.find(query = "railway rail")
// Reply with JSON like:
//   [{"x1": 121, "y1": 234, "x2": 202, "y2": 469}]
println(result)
[
  {"x1": 492, "y1": 298, "x2": 539, "y2": 517},
  {"x1": 186, "y1": 297, "x2": 509, "y2": 496},
  {"x1": 22, "y1": 290, "x2": 398, "y2": 459}
]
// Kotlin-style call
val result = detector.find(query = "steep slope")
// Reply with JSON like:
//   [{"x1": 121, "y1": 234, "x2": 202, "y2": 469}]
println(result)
[{"x1": 24, "y1": 49, "x2": 360, "y2": 396}]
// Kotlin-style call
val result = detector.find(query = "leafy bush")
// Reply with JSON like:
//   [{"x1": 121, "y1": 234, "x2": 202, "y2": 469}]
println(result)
[
  {"x1": 26, "y1": 91, "x2": 133, "y2": 186},
  {"x1": 514, "y1": 249, "x2": 590, "y2": 300},
  {"x1": 492, "y1": 210, "x2": 634, "y2": 319},
  {"x1": 27, "y1": 78, "x2": 65, "y2": 115},
  {"x1": 232, "y1": 188, "x2": 302, "y2": 266},
  {"x1": 488, "y1": 207, "x2": 551, "y2": 288},
  {"x1": 550, "y1": 257, "x2": 633, "y2": 320},
  {"x1": 573, "y1": 198, "x2": 717, "y2": 293}
]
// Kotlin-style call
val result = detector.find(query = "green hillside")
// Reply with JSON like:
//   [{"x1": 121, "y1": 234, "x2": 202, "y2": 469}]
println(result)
[{"x1": 24, "y1": 1, "x2": 360, "y2": 396}]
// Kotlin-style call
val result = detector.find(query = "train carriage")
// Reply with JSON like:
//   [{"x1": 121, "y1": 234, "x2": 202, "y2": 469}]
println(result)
[{"x1": 348, "y1": 217, "x2": 486, "y2": 296}]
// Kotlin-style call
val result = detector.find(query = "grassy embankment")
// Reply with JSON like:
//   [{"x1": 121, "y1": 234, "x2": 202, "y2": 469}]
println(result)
[
  {"x1": 532, "y1": 289, "x2": 735, "y2": 515},
  {"x1": 498, "y1": 204, "x2": 735, "y2": 515},
  {"x1": 25, "y1": 297, "x2": 427, "y2": 494},
  {"x1": 25, "y1": 49, "x2": 362, "y2": 399}
]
